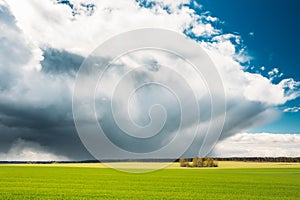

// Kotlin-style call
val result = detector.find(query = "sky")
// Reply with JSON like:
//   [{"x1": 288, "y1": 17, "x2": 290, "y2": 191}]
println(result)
[{"x1": 0, "y1": 0, "x2": 300, "y2": 161}]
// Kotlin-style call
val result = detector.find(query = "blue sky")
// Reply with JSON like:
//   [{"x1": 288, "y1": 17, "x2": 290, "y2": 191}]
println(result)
[{"x1": 197, "y1": 0, "x2": 300, "y2": 133}]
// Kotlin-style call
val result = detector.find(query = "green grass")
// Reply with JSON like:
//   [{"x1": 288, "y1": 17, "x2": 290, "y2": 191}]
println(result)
[{"x1": 0, "y1": 166, "x2": 299, "y2": 199}]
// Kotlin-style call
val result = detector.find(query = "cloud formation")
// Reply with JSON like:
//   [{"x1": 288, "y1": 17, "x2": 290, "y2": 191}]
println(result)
[
  {"x1": 0, "y1": 0, "x2": 299, "y2": 160},
  {"x1": 284, "y1": 106, "x2": 300, "y2": 113},
  {"x1": 210, "y1": 133, "x2": 300, "y2": 157},
  {"x1": 0, "y1": 138, "x2": 68, "y2": 161}
]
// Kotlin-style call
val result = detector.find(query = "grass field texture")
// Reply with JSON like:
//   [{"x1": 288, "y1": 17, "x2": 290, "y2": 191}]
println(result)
[{"x1": 0, "y1": 163, "x2": 299, "y2": 199}]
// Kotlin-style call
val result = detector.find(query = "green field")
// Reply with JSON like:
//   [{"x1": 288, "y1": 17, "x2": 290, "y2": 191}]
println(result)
[{"x1": 0, "y1": 164, "x2": 299, "y2": 199}]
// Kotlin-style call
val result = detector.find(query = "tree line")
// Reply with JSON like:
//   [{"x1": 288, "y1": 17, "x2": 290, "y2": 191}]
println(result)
[{"x1": 214, "y1": 157, "x2": 300, "y2": 162}]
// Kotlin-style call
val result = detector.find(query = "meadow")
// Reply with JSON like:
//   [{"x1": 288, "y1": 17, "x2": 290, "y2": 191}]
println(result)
[{"x1": 0, "y1": 162, "x2": 299, "y2": 199}]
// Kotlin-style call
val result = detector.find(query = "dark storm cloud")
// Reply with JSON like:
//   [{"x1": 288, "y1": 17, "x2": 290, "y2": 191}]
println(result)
[
  {"x1": 0, "y1": 84, "x2": 93, "y2": 160},
  {"x1": 41, "y1": 48, "x2": 84, "y2": 76},
  {"x1": 0, "y1": 123, "x2": 92, "y2": 160},
  {"x1": 219, "y1": 100, "x2": 279, "y2": 139},
  {"x1": 172, "y1": 99, "x2": 278, "y2": 158},
  {"x1": 0, "y1": 101, "x2": 72, "y2": 129}
]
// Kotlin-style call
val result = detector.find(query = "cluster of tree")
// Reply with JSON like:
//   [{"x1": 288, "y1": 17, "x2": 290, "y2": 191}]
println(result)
[{"x1": 179, "y1": 157, "x2": 218, "y2": 168}]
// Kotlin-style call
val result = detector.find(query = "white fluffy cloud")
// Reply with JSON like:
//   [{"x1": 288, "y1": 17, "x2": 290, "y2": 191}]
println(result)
[
  {"x1": 5, "y1": 0, "x2": 198, "y2": 56},
  {"x1": 268, "y1": 67, "x2": 283, "y2": 80},
  {"x1": 284, "y1": 106, "x2": 300, "y2": 113},
  {"x1": 211, "y1": 133, "x2": 300, "y2": 157},
  {"x1": 4, "y1": 0, "x2": 299, "y2": 106}
]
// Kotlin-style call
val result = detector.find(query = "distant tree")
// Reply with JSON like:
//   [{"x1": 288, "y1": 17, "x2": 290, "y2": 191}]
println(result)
[
  {"x1": 204, "y1": 158, "x2": 218, "y2": 167},
  {"x1": 179, "y1": 158, "x2": 190, "y2": 167},
  {"x1": 179, "y1": 157, "x2": 185, "y2": 167},
  {"x1": 192, "y1": 157, "x2": 198, "y2": 167},
  {"x1": 192, "y1": 157, "x2": 203, "y2": 167},
  {"x1": 197, "y1": 157, "x2": 204, "y2": 167}
]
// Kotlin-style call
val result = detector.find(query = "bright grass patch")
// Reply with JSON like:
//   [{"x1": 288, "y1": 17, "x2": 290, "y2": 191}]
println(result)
[{"x1": 0, "y1": 165, "x2": 299, "y2": 199}]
